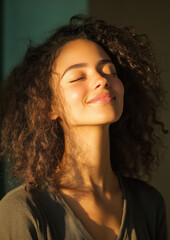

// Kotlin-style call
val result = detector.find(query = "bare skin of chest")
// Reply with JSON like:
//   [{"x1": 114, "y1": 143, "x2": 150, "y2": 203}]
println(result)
[{"x1": 60, "y1": 189, "x2": 123, "y2": 240}]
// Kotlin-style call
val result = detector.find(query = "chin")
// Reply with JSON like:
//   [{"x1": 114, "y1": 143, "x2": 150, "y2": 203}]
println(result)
[
  {"x1": 89, "y1": 115, "x2": 121, "y2": 126},
  {"x1": 68, "y1": 110, "x2": 123, "y2": 126},
  {"x1": 96, "y1": 111, "x2": 122, "y2": 124}
]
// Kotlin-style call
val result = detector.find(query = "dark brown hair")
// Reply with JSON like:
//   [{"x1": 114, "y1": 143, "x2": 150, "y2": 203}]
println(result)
[{"x1": 0, "y1": 15, "x2": 167, "y2": 191}]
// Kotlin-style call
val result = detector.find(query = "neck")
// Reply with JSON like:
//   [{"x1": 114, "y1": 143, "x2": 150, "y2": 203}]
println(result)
[{"x1": 58, "y1": 124, "x2": 118, "y2": 194}]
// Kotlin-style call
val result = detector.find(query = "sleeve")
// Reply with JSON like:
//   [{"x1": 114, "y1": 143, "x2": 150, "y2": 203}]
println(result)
[
  {"x1": 156, "y1": 194, "x2": 167, "y2": 240},
  {"x1": 0, "y1": 197, "x2": 39, "y2": 240}
]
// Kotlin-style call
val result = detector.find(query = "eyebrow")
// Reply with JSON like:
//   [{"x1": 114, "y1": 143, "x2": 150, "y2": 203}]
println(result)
[{"x1": 61, "y1": 59, "x2": 113, "y2": 79}]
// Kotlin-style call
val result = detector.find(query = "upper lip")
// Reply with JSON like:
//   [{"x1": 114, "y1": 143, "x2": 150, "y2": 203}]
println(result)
[{"x1": 87, "y1": 92, "x2": 115, "y2": 103}]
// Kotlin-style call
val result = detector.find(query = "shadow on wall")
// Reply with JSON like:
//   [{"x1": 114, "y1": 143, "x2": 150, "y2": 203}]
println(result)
[{"x1": 89, "y1": 0, "x2": 170, "y2": 237}]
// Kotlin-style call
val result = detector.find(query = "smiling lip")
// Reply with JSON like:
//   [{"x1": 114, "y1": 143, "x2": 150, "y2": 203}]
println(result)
[{"x1": 87, "y1": 92, "x2": 116, "y2": 104}]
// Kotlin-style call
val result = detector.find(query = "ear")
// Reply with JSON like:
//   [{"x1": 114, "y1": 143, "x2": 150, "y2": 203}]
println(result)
[{"x1": 48, "y1": 105, "x2": 58, "y2": 120}]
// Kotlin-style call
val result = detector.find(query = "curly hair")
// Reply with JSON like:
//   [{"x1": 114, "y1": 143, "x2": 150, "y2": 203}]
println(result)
[{"x1": 0, "y1": 15, "x2": 167, "y2": 191}]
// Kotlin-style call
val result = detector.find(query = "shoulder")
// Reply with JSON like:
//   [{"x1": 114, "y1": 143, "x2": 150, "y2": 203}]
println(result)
[
  {"x1": 0, "y1": 184, "x2": 66, "y2": 220},
  {"x1": 0, "y1": 185, "x2": 29, "y2": 209},
  {"x1": 0, "y1": 185, "x2": 39, "y2": 238},
  {"x1": 0, "y1": 184, "x2": 65, "y2": 224},
  {"x1": 120, "y1": 176, "x2": 167, "y2": 239},
  {"x1": 121, "y1": 176, "x2": 166, "y2": 229},
  {"x1": 0, "y1": 185, "x2": 45, "y2": 223},
  {"x1": 0, "y1": 184, "x2": 61, "y2": 212},
  {"x1": 0, "y1": 185, "x2": 66, "y2": 239},
  {"x1": 121, "y1": 176, "x2": 164, "y2": 205}
]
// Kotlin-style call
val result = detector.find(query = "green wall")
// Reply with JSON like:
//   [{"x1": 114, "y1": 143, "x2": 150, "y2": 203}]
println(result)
[
  {"x1": 3, "y1": 0, "x2": 88, "y2": 79},
  {"x1": 1, "y1": 0, "x2": 89, "y2": 196}
]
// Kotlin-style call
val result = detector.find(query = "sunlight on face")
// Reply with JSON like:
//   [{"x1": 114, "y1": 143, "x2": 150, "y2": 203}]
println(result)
[{"x1": 51, "y1": 39, "x2": 124, "y2": 127}]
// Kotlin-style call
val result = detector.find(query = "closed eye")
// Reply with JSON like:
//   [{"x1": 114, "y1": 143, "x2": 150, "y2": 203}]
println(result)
[
  {"x1": 70, "y1": 77, "x2": 86, "y2": 83},
  {"x1": 101, "y1": 72, "x2": 118, "y2": 78},
  {"x1": 98, "y1": 62, "x2": 118, "y2": 78}
]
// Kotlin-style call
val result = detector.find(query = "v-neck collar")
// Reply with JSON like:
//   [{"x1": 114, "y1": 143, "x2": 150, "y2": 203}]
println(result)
[{"x1": 55, "y1": 173, "x2": 128, "y2": 240}]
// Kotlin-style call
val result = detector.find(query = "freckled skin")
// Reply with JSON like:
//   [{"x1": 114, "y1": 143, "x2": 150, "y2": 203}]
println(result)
[{"x1": 52, "y1": 39, "x2": 124, "y2": 127}]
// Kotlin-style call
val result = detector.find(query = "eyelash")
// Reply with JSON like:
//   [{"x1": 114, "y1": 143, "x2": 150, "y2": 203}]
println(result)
[
  {"x1": 70, "y1": 71, "x2": 117, "y2": 83},
  {"x1": 70, "y1": 77, "x2": 85, "y2": 83}
]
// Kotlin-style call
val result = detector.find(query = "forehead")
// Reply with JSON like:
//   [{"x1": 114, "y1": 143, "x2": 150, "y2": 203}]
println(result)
[{"x1": 54, "y1": 39, "x2": 111, "y2": 72}]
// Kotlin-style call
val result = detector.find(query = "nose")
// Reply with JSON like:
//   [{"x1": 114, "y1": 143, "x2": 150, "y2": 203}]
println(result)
[{"x1": 91, "y1": 72, "x2": 110, "y2": 90}]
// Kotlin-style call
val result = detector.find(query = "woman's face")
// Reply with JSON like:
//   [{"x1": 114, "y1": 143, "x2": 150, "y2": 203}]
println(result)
[{"x1": 51, "y1": 39, "x2": 124, "y2": 127}]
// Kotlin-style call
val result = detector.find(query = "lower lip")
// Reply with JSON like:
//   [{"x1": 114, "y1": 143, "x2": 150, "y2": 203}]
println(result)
[{"x1": 89, "y1": 96, "x2": 115, "y2": 104}]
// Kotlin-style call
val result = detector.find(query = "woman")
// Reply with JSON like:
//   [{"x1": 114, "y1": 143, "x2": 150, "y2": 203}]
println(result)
[{"x1": 0, "y1": 15, "x2": 167, "y2": 239}]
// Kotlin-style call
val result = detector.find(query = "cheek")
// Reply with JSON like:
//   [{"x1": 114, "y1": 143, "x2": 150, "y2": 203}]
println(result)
[
  {"x1": 64, "y1": 85, "x2": 86, "y2": 104},
  {"x1": 110, "y1": 78, "x2": 124, "y2": 96}
]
